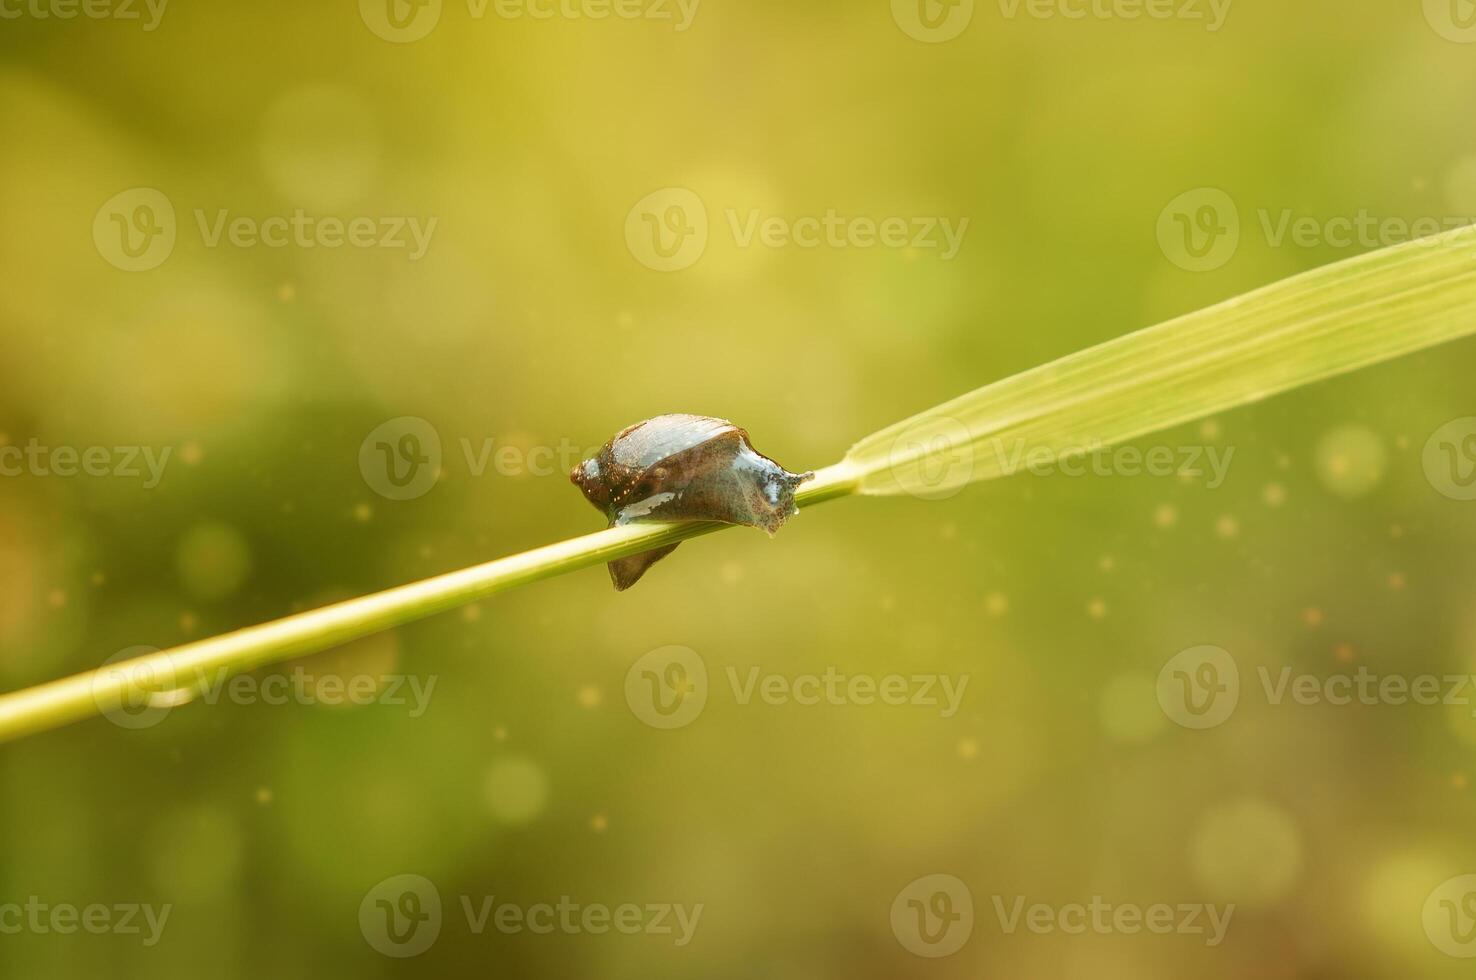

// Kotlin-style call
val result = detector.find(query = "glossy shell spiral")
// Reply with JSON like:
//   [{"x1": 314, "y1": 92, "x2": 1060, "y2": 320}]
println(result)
[{"x1": 571, "y1": 414, "x2": 814, "y2": 590}]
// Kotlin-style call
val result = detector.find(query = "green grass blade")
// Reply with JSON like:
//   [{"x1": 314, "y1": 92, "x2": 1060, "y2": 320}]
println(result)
[{"x1": 848, "y1": 225, "x2": 1476, "y2": 495}]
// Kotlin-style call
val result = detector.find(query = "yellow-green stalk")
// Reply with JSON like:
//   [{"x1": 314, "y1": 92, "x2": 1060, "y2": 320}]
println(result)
[{"x1": 3, "y1": 224, "x2": 1475, "y2": 744}]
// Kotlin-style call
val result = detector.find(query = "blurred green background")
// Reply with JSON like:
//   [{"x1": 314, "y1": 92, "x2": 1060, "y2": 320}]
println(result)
[{"x1": 4, "y1": 0, "x2": 1476, "y2": 976}]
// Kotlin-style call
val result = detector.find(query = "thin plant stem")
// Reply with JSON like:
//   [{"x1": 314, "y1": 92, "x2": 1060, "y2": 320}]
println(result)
[
  {"x1": 6, "y1": 227, "x2": 1476, "y2": 744},
  {"x1": 0, "y1": 463, "x2": 861, "y2": 744}
]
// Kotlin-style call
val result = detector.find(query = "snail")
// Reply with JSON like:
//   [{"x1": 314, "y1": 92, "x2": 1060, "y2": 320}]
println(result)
[{"x1": 570, "y1": 414, "x2": 815, "y2": 590}]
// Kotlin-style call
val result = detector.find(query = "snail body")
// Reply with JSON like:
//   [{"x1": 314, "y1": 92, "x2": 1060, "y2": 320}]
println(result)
[{"x1": 571, "y1": 414, "x2": 814, "y2": 590}]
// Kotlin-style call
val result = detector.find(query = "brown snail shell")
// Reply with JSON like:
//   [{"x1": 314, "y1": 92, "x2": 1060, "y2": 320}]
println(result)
[{"x1": 570, "y1": 414, "x2": 814, "y2": 590}]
